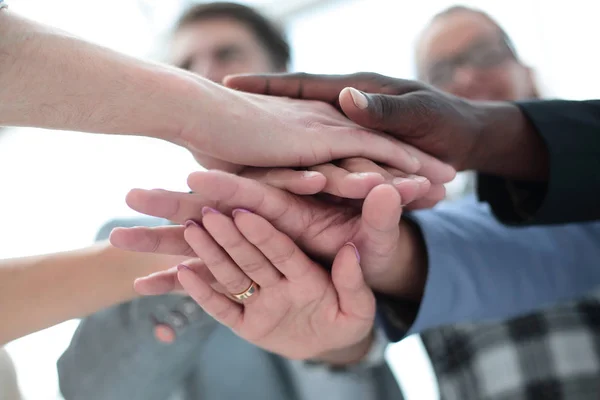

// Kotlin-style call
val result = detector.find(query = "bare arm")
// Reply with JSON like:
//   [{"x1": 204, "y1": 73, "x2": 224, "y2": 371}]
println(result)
[
  {"x1": 0, "y1": 10, "x2": 438, "y2": 176},
  {"x1": 0, "y1": 10, "x2": 212, "y2": 139},
  {"x1": 0, "y1": 243, "x2": 186, "y2": 344}
]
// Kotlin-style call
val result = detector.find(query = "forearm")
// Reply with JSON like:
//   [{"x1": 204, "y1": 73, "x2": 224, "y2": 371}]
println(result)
[
  {"x1": 469, "y1": 102, "x2": 549, "y2": 181},
  {"x1": 0, "y1": 11, "x2": 217, "y2": 139},
  {"x1": 407, "y1": 199, "x2": 600, "y2": 334},
  {"x1": 0, "y1": 242, "x2": 186, "y2": 344}
]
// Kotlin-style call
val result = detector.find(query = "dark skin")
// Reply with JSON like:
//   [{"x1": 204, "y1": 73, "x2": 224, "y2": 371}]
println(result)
[{"x1": 223, "y1": 72, "x2": 548, "y2": 181}]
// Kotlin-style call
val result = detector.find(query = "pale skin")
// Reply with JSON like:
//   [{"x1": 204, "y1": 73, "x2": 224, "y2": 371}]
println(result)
[
  {"x1": 103, "y1": 11, "x2": 550, "y2": 367},
  {"x1": 111, "y1": 171, "x2": 427, "y2": 364},
  {"x1": 0, "y1": 11, "x2": 449, "y2": 175},
  {"x1": 0, "y1": 243, "x2": 188, "y2": 345},
  {"x1": 0, "y1": 9, "x2": 456, "y2": 342}
]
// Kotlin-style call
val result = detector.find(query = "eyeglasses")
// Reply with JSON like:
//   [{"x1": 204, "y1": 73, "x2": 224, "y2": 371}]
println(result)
[{"x1": 425, "y1": 36, "x2": 517, "y2": 87}]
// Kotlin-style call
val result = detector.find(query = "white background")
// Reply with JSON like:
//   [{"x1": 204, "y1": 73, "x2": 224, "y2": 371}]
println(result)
[{"x1": 2, "y1": 0, "x2": 599, "y2": 398}]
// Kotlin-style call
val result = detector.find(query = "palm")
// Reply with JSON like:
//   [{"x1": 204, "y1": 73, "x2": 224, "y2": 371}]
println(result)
[
  {"x1": 236, "y1": 268, "x2": 365, "y2": 359},
  {"x1": 174, "y1": 208, "x2": 377, "y2": 361}
]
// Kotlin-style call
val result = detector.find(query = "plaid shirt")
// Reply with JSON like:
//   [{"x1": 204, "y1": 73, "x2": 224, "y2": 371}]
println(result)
[
  {"x1": 415, "y1": 175, "x2": 600, "y2": 400},
  {"x1": 421, "y1": 287, "x2": 600, "y2": 400}
]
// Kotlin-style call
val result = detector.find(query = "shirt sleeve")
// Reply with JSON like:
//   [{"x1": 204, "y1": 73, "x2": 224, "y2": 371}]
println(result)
[
  {"x1": 379, "y1": 196, "x2": 600, "y2": 341},
  {"x1": 478, "y1": 99, "x2": 600, "y2": 225}
]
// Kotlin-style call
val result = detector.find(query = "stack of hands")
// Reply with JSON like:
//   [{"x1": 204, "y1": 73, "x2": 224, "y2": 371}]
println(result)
[{"x1": 108, "y1": 72, "x2": 508, "y2": 364}]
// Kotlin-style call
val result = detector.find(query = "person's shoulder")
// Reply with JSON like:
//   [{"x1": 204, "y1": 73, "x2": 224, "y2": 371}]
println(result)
[{"x1": 95, "y1": 216, "x2": 171, "y2": 241}]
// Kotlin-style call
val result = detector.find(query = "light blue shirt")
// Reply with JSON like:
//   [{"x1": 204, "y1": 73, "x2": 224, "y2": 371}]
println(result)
[{"x1": 407, "y1": 196, "x2": 600, "y2": 335}]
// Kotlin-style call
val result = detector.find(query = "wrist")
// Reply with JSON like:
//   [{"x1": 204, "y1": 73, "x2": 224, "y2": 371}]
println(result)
[
  {"x1": 366, "y1": 220, "x2": 427, "y2": 302},
  {"x1": 315, "y1": 330, "x2": 375, "y2": 366},
  {"x1": 137, "y1": 68, "x2": 209, "y2": 142},
  {"x1": 468, "y1": 102, "x2": 549, "y2": 181}
]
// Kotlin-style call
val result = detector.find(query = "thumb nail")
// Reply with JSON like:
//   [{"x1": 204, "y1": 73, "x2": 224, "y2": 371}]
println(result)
[
  {"x1": 345, "y1": 242, "x2": 361, "y2": 263},
  {"x1": 348, "y1": 87, "x2": 369, "y2": 110}
]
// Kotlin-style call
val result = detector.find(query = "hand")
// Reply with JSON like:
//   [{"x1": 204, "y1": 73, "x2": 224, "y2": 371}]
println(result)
[
  {"x1": 110, "y1": 171, "x2": 427, "y2": 302},
  {"x1": 241, "y1": 157, "x2": 447, "y2": 210},
  {"x1": 175, "y1": 86, "x2": 455, "y2": 182},
  {"x1": 223, "y1": 72, "x2": 487, "y2": 171},
  {"x1": 168, "y1": 208, "x2": 376, "y2": 361}
]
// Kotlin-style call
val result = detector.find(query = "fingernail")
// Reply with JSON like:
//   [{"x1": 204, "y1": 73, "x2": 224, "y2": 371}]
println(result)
[
  {"x1": 232, "y1": 208, "x2": 251, "y2": 217},
  {"x1": 202, "y1": 206, "x2": 221, "y2": 216},
  {"x1": 411, "y1": 155, "x2": 421, "y2": 166},
  {"x1": 408, "y1": 174, "x2": 428, "y2": 183},
  {"x1": 350, "y1": 172, "x2": 381, "y2": 179},
  {"x1": 185, "y1": 219, "x2": 202, "y2": 228},
  {"x1": 348, "y1": 87, "x2": 369, "y2": 109},
  {"x1": 392, "y1": 177, "x2": 410, "y2": 185},
  {"x1": 177, "y1": 264, "x2": 192, "y2": 272},
  {"x1": 345, "y1": 242, "x2": 361, "y2": 263},
  {"x1": 302, "y1": 171, "x2": 322, "y2": 179}
]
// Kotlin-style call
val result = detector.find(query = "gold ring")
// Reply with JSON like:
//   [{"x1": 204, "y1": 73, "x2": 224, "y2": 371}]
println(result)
[{"x1": 231, "y1": 281, "x2": 258, "y2": 301}]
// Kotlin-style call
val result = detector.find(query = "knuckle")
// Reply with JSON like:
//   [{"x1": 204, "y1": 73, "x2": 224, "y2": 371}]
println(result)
[
  {"x1": 220, "y1": 234, "x2": 247, "y2": 252},
  {"x1": 269, "y1": 246, "x2": 296, "y2": 267},
  {"x1": 221, "y1": 275, "x2": 250, "y2": 293},
  {"x1": 239, "y1": 259, "x2": 266, "y2": 275},
  {"x1": 370, "y1": 94, "x2": 393, "y2": 120},
  {"x1": 207, "y1": 252, "x2": 230, "y2": 269}
]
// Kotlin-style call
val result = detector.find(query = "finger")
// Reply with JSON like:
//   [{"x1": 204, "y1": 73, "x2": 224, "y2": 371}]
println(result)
[
  {"x1": 403, "y1": 144, "x2": 457, "y2": 184},
  {"x1": 241, "y1": 168, "x2": 326, "y2": 195},
  {"x1": 309, "y1": 162, "x2": 385, "y2": 199},
  {"x1": 201, "y1": 207, "x2": 282, "y2": 287},
  {"x1": 133, "y1": 259, "x2": 217, "y2": 295},
  {"x1": 124, "y1": 172, "x2": 293, "y2": 227},
  {"x1": 338, "y1": 87, "x2": 458, "y2": 182},
  {"x1": 177, "y1": 265, "x2": 244, "y2": 330},
  {"x1": 330, "y1": 125, "x2": 421, "y2": 174},
  {"x1": 337, "y1": 158, "x2": 394, "y2": 179},
  {"x1": 390, "y1": 176, "x2": 425, "y2": 205},
  {"x1": 339, "y1": 88, "x2": 425, "y2": 136},
  {"x1": 336, "y1": 140, "x2": 453, "y2": 188},
  {"x1": 333, "y1": 159, "x2": 428, "y2": 205},
  {"x1": 223, "y1": 72, "x2": 421, "y2": 102},
  {"x1": 233, "y1": 210, "x2": 324, "y2": 283},
  {"x1": 124, "y1": 171, "x2": 313, "y2": 245},
  {"x1": 109, "y1": 225, "x2": 195, "y2": 256},
  {"x1": 356, "y1": 184, "x2": 403, "y2": 269},
  {"x1": 331, "y1": 243, "x2": 376, "y2": 321},
  {"x1": 404, "y1": 184, "x2": 446, "y2": 210},
  {"x1": 183, "y1": 223, "x2": 256, "y2": 298},
  {"x1": 134, "y1": 266, "x2": 182, "y2": 295}
]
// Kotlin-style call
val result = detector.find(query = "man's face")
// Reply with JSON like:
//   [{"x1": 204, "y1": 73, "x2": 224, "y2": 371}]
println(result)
[
  {"x1": 417, "y1": 12, "x2": 536, "y2": 101},
  {"x1": 169, "y1": 17, "x2": 280, "y2": 83}
]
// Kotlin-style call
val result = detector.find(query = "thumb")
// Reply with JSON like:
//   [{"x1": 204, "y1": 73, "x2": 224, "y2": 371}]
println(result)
[
  {"x1": 339, "y1": 87, "x2": 424, "y2": 138},
  {"x1": 354, "y1": 184, "x2": 404, "y2": 292},
  {"x1": 331, "y1": 243, "x2": 376, "y2": 321}
]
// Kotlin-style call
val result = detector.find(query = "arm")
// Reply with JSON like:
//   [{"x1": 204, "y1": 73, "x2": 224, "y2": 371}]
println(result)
[
  {"x1": 0, "y1": 242, "x2": 186, "y2": 344},
  {"x1": 224, "y1": 73, "x2": 600, "y2": 223},
  {"x1": 0, "y1": 11, "x2": 427, "y2": 176},
  {"x1": 0, "y1": 10, "x2": 203, "y2": 140},
  {"x1": 379, "y1": 197, "x2": 600, "y2": 341}
]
